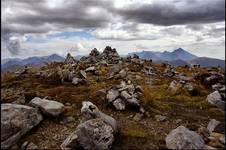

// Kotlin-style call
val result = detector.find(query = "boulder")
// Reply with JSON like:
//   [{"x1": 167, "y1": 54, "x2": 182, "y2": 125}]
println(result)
[
  {"x1": 165, "y1": 125, "x2": 205, "y2": 149},
  {"x1": 207, "y1": 119, "x2": 220, "y2": 133},
  {"x1": 113, "y1": 98, "x2": 125, "y2": 111},
  {"x1": 66, "y1": 119, "x2": 114, "y2": 150},
  {"x1": 206, "y1": 91, "x2": 225, "y2": 110},
  {"x1": 106, "y1": 89, "x2": 119, "y2": 103},
  {"x1": 1, "y1": 104, "x2": 43, "y2": 149},
  {"x1": 29, "y1": 97, "x2": 64, "y2": 117}
]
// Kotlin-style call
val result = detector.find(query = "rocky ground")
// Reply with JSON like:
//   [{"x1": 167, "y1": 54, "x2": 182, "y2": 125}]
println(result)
[{"x1": 1, "y1": 46, "x2": 225, "y2": 149}]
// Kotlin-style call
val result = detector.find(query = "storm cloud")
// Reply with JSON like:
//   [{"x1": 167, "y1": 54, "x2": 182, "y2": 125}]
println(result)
[
  {"x1": 117, "y1": 0, "x2": 225, "y2": 26},
  {"x1": 1, "y1": 0, "x2": 225, "y2": 59}
]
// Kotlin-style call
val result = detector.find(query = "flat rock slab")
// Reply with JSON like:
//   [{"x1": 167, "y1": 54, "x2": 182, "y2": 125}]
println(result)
[
  {"x1": 29, "y1": 97, "x2": 64, "y2": 117},
  {"x1": 1, "y1": 103, "x2": 43, "y2": 149}
]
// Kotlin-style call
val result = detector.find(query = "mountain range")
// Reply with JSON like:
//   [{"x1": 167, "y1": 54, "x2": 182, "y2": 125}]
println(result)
[
  {"x1": 1, "y1": 48, "x2": 225, "y2": 72},
  {"x1": 130, "y1": 48, "x2": 225, "y2": 68},
  {"x1": 1, "y1": 54, "x2": 64, "y2": 71}
]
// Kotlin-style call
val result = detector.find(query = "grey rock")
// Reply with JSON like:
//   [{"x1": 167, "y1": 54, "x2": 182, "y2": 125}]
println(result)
[
  {"x1": 60, "y1": 131, "x2": 80, "y2": 150},
  {"x1": 207, "y1": 119, "x2": 220, "y2": 133},
  {"x1": 165, "y1": 125, "x2": 205, "y2": 149},
  {"x1": 120, "y1": 90, "x2": 132, "y2": 100},
  {"x1": 168, "y1": 80, "x2": 179, "y2": 92},
  {"x1": 21, "y1": 141, "x2": 39, "y2": 150},
  {"x1": 126, "y1": 97, "x2": 140, "y2": 106},
  {"x1": 212, "y1": 83, "x2": 224, "y2": 91},
  {"x1": 29, "y1": 97, "x2": 64, "y2": 117},
  {"x1": 85, "y1": 66, "x2": 96, "y2": 72},
  {"x1": 183, "y1": 82, "x2": 194, "y2": 92},
  {"x1": 113, "y1": 98, "x2": 125, "y2": 111},
  {"x1": 206, "y1": 91, "x2": 225, "y2": 110},
  {"x1": 79, "y1": 70, "x2": 87, "y2": 79},
  {"x1": 1, "y1": 104, "x2": 43, "y2": 149},
  {"x1": 133, "y1": 113, "x2": 143, "y2": 122},
  {"x1": 118, "y1": 69, "x2": 127, "y2": 78},
  {"x1": 76, "y1": 119, "x2": 114, "y2": 150},
  {"x1": 106, "y1": 89, "x2": 119, "y2": 103},
  {"x1": 65, "y1": 53, "x2": 76, "y2": 64},
  {"x1": 155, "y1": 115, "x2": 166, "y2": 122},
  {"x1": 81, "y1": 101, "x2": 117, "y2": 133},
  {"x1": 72, "y1": 77, "x2": 84, "y2": 85}
]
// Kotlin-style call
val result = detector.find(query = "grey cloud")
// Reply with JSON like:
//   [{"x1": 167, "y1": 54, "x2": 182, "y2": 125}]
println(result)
[
  {"x1": 186, "y1": 24, "x2": 204, "y2": 31},
  {"x1": 116, "y1": 0, "x2": 225, "y2": 26}
]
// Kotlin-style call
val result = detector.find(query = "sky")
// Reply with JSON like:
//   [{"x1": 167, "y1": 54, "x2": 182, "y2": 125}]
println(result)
[{"x1": 1, "y1": 0, "x2": 225, "y2": 59}]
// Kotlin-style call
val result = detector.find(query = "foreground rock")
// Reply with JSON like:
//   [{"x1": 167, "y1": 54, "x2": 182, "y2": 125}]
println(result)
[
  {"x1": 61, "y1": 101, "x2": 116, "y2": 150},
  {"x1": 29, "y1": 97, "x2": 64, "y2": 117},
  {"x1": 81, "y1": 101, "x2": 117, "y2": 132},
  {"x1": 1, "y1": 104, "x2": 43, "y2": 149},
  {"x1": 206, "y1": 91, "x2": 225, "y2": 110},
  {"x1": 165, "y1": 126, "x2": 205, "y2": 149},
  {"x1": 78, "y1": 119, "x2": 114, "y2": 149}
]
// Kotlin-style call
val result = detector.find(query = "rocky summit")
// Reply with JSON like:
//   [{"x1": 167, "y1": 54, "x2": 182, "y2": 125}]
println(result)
[{"x1": 1, "y1": 46, "x2": 225, "y2": 149}]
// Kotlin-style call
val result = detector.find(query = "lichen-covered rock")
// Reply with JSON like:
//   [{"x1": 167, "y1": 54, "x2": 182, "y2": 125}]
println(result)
[
  {"x1": 76, "y1": 119, "x2": 114, "y2": 150},
  {"x1": 29, "y1": 97, "x2": 64, "y2": 117},
  {"x1": 165, "y1": 126, "x2": 205, "y2": 149},
  {"x1": 1, "y1": 104, "x2": 43, "y2": 149}
]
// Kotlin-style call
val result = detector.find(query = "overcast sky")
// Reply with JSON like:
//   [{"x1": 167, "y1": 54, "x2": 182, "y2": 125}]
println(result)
[{"x1": 1, "y1": 0, "x2": 225, "y2": 59}]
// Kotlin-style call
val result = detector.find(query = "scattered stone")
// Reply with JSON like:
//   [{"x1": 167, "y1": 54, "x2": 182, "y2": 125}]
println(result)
[
  {"x1": 155, "y1": 115, "x2": 166, "y2": 122},
  {"x1": 120, "y1": 90, "x2": 132, "y2": 100},
  {"x1": 60, "y1": 131, "x2": 81, "y2": 150},
  {"x1": 206, "y1": 91, "x2": 225, "y2": 110},
  {"x1": 165, "y1": 125, "x2": 205, "y2": 149},
  {"x1": 183, "y1": 82, "x2": 194, "y2": 92},
  {"x1": 72, "y1": 77, "x2": 85, "y2": 85},
  {"x1": 21, "y1": 141, "x2": 39, "y2": 150},
  {"x1": 133, "y1": 113, "x2": 143, "y2": 122},
  {"x1": 168, "y1": 80, "x2": 181, "y2": 92},
  {"x1": 29, "y1": 97, "x2": 64, "y2": 117},
  {"x1": 106, "y1": 89, "x2": 120, "y2": 103},
  {"x1": 207, "y1": 119, "x2": 221, "y2": 133},
  {"x1": 85, "y1": 66, "x2": 96, "y2": 72},
  {"x1": 113, "y1": 98, "x2": 125, "y2": 111},
  {"x1": 76, "y1": 119, "x2": 114, "y2": 150},
  {"x1": 81, "y1": 101, "x2": 117, "y2": 132},
  {"x1": 175, "y1": 119, "x2": 182, "y2": 124},
  {"x1": 1, "y1": 104, "x2": 43, "y2": 149},
  {"x1": 118, "y1": 69, "x2": 127, "y2": 78},
  {"x1": 198, "y1": 126, "x2": 210, "y2": 142},
  {"x1": 79, "y1": 70, "x2": 87, "y2": 79}
]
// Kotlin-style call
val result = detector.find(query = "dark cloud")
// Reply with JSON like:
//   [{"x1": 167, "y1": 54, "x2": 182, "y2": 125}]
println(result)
[
  {"x1": 116, "y1": 0, "x2": 225, "y2": 26},
  {"x1": 186, "y1": 24, "x2": 204, "y2": 31}
]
